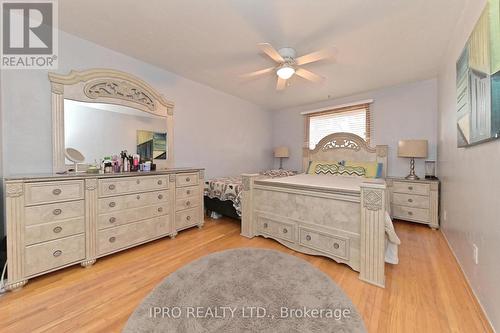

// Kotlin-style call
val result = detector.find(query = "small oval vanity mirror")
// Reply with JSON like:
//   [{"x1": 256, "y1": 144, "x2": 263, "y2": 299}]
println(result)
[{"x1": 65, "y1": 147, "x2": 85, "y2": 172}]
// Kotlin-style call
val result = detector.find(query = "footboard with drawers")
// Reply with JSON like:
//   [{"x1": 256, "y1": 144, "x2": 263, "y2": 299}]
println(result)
[{"x1": 4, "y1": 168, "x2": 204, "y2": 291}]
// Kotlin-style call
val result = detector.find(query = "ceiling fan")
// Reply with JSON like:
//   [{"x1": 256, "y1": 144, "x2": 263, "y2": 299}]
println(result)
[{"x1": 242, "y1": 43, "x2": 336, "y2": 91}]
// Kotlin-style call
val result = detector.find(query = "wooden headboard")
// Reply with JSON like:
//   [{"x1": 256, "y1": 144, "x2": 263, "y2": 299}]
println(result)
[{"x1": 302, "y1": 132, "x2": 389, "y2": 178}]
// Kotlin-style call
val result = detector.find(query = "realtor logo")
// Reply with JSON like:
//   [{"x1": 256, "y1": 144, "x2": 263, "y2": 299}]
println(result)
[{"x1": 1, "y1": 0, "x2": 58, "y2": 69}]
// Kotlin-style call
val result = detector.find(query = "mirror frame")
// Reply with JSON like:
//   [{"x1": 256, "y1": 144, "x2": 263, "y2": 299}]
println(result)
[{"x1": 48, "y1": 68, "x2": 175, "y2": 172}]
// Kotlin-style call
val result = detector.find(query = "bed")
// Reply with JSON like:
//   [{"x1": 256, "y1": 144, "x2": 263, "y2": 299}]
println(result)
[
  {"x1": 240, "y1": 132, "x2": 397, "y2": 288},
  {"x1": 204, "y1": 170, "x2": 297, "y2": 219}
]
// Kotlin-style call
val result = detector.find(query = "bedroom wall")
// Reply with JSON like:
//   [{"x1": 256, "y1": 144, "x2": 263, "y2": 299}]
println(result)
[
  {"x1": 271, "y1": 79, "x2": 438, "y2": 177},
  {"x1": 437, "y1": 0, "x2": 499, "y2": 330},
  {"x1": 0, "y1": 31, "x2": 273, "y2": 179}
]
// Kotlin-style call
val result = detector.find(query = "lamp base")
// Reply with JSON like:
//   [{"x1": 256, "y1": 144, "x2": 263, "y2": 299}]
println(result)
[
  {"x1": 405, "y1": 157, "x2": 420, "y2": 180},
  {"x1": 405, "y1": 174, "x2": 420, "y2": 180}
]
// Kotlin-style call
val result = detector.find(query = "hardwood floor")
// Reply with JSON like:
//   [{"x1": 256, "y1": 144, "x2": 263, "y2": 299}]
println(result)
[{"x1": 0, "y1": 217, "x2": 492, "y2": 333}]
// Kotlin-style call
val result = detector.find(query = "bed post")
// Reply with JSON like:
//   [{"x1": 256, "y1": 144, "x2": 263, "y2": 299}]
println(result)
[
  {"x1": 359, "y1": 182, "x2": 387, "y2": 288},
  {"x1": 241, "y1": 174, "x2": 260, "y2": 238}
]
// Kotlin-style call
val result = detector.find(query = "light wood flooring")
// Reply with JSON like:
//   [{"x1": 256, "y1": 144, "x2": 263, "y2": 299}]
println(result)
[{"x1": 0, "y1": 218, "x2": 493, "y2": 332}]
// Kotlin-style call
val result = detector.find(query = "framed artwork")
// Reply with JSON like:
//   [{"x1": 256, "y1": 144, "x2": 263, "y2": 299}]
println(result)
[{"x1": 137, "y1": 130, "x2": 167, "y2": 160}]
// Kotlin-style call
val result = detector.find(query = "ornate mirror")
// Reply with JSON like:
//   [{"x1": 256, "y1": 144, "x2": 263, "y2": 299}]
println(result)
[{"x1": 48, "y1": 69, "x2": 174, "y2": 172}]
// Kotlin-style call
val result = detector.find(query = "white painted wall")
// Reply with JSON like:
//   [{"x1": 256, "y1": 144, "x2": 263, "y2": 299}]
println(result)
[
  {"x1": 271, "y1": 79, "x2": 438, "y2": 177},
  {"x1": 437, "y1": 0, "x2": 499, "y2": 330},
  {"x1": 1, "y1": 31, "x2": 273, "y2": 179}
]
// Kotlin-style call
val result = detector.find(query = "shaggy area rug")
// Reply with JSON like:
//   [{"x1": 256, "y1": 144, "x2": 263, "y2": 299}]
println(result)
[{"x1": 123, "y1": 248, "x2": 366, "y2": 333}]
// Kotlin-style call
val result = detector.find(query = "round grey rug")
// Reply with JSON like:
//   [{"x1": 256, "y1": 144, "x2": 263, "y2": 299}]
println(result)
[{"x1": 123, "y1": 248, "x2": 366, "y2": 333}]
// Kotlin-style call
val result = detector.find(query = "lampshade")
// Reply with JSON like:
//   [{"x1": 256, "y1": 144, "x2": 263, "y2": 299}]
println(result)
[
  {"x1": 274, "y1": 146, "x2": 289, "y2": 158},
  {"x1": 276, "y1": 66, "x2": 295, "y2": 79},
  {"x1": 398, "y1": 140, "x2": 428, "y2": 158}
]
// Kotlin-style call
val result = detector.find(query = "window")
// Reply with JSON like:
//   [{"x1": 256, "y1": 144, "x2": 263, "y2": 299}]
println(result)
[{"x1": 305, "y1": 102, "x2": 371, "y2": 149}]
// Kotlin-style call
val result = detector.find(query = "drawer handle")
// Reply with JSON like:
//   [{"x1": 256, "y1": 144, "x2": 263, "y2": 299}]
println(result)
[
  {"x1": 333, "y1": 242, "x2": 340, "y2": 249},
  {"x1": 109, "y1": 236, "x2": 116, "y2": 243},
  {"x1": 136, "y1": 180, "x2": 141, "y2": 184},
  {"x1": 109, "y1": 202, "x2": 116, "y2": 208},
  {"x1": 157, "y1": 180, "x2": 163, "y2": 185},
  {"x1": 158, "y1": 207, "x2": 163, "y2": 213},
  {"x1": 408, "y1": 211, "x2": 413, "y2": 216},
  {"x1": 53, "y1": 250, "x2": 62, "y2": 257},
  {"x1": 408, "y1": 198, "x2": 413, "y2": 203},
  {"x1": 52, "y1": 188, "x2": 62, "y2": 195},
  {"x1": 263, "y1": 223, "x2": 268, "y2": 228},
  {"x1": 53, "y1": 208, "x2": 62, "y2": 216},
  {"x1": 158, "y1": 194, "x2": 163, "y2": 200},
  {"x1": 136, "y1": 195, "x2": 141, "y2": 200},
  {"x1": 186, "y1": 215, "x2": 191, "y2": 221},
  {"x1": 186, "y1": 201, "x2": 191, "y2": 206},
  {"x1": 109, "y1": 184, "x2": 116, "y2": 190},
  {"x1": 186, "y1": 177, "x2": 191, "y2": 182},
  {"x1": 408, "y1": 186, "x2": 414, "y2": 190},
  {"x1": 53, "y1": 226, "x2": 62, "y2": 233},
  {"x1": 306, "y1": 235, "x2": 311, "y2": 241},
  {"x1": 283, "y1": 228, "x2": 288, "y2": 234},
  {"x1": 109, "y1": 217, "x2": 116, "y2": 223},
  {"x1": 186, "y1": 190, "x2": 191, "y2": 195}
]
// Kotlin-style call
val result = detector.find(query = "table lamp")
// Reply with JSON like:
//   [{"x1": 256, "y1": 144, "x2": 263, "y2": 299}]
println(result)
[
  {"x1": 398, "y1": 140, "x2": 428, "y2": 180},
  {"x1": 274, "y1": 146, "x2": 289, "y2": 169}
]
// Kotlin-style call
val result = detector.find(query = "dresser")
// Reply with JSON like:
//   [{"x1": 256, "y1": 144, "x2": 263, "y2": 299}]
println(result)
[
  {"x1": 4, "y1": 168, "x2": 204, "y2": 291},
  {"x1": 386, "y1": 178, "x2": 439, "y2": 229}
]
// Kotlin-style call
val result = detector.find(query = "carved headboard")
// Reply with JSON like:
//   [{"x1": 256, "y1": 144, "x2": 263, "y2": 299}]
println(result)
[{"x1": 303, "y1": 132, "x2": 388, "y2": 178}]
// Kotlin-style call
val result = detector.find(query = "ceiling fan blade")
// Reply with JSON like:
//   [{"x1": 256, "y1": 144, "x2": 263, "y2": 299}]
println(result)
[
  {"x1": 276, "y1": 77, "x2": 287, "y2": 90},
  {"x1": 258, "y1": 43, "x2": 284, "y2": 63},
  {"x1": 295, "y1": 47, "x2": 337, "y2": 66},
  {"x1": 295, "y1": 68, "x2": 324, "y2": 82},
  {"x1": 240, "y1": 67, "x2": 275, "y2": 78}
]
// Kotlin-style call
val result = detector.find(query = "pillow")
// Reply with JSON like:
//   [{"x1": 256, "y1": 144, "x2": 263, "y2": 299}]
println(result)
[
  {"x1": 306, "y1": 160, "x2": 339, "y2": 174},
  {"x1": 311, "y1": 162, "x2": 366, "y2": 177},
  {"x1": 345, "y1": 161, "x2": 383, "y2": 178}
]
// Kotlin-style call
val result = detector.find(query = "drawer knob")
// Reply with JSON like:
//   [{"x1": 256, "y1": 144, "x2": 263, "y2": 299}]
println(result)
[
  {"x1": 186, "y1": 177, "x2": 191, "y2": 182},
  {"x1": 157, "y1": 180, "x2": 163, "y2": 185},
  {"x1": 158, "y1": 194, "x2": 163, "y2": 200},
  {"x1": 53, "y1": 226, "x2": 62, "y2": 233},
  {"x1": 186, "y1": 190, "x2": 191, "y2": 195},
  {"x1": 109, "y1": 202, "x2": 116, "y2": 208},
  {"x1": 263, "y1": 222, "x2": 268, "y2": 228},
  {"x1": 136, "y1": 180, "x2": 141, "y2": 184},
  {"x1": 186, "y1": 215, "x2": 191, "y2": 221},
  {"x1": 52, "y1": 188, "x2": 62, "y2": 195},
  {"x1": 306, "y1": 235, "x2": 311, "y2": 241},
  {"x1": 283, "y1": 228, "x2": 288, "y2": 234},
  {"x1": 408, "y1": 186, "x2": 414, "y2": 190},
  {"x1": 109, "y1": 236, "x2": 116, "y2": 243},
  {"x1": 53, "y1": 208, "x2": 62, "y2": 216},
  {"x1": 158, "y1": 207, "x2": 163, "y2": 213},
  {"x1": 408, "y1": 198, "x2": 413, "y2": 203},
  {"x1": 408, "y1": 211, "x2": 413, "y2": 216},
  {"x1": 186, "y1": 201, "x2": 191, "y2": 206},
  {"x1": 109, "y1": 184, "x2": 116, "y2": 190},
  {"x1": 333, "y1": 242, "x2": 340, "y2": 249},
  {"x1": 136, "y1": 195, "x2": 141, "y2": 200},
  {"x1": 53, "y1": 250, "x2": 62, "y2": 257},
  {"x1": 109, "y1": 217, "x2": 116, "y2": 223}
]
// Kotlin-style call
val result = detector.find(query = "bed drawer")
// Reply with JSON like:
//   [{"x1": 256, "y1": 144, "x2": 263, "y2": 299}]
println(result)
[
  {"x1": 175, "y1": 208, "x2": 200, "y2": 230},
  {"x1": 256, "y1": 216, "x2": 295, "y2": 243},
  {"x1": 176, "y1": 173, "x2": 199, "y2": 187},
  {"x1": 175, "y1": 196, "x2": 200, "y2": 211},
  {"x1": 25, "y1": 217, "x2": 85, "y2": 245},
  {"x1": 98, "y1": 203, "x2": 169, "y2": 230},
  {"x1": 25, "y1": 200, "x2": 84, "y2": 226},
  {"x1": 25, "y1": 181, "x2": 84, "y2": 205},
  {"x1": 99, "y1": 176, "x2": 169, "y2": 197},
  {"x1": 24, "y1": 234, "x2": 85, "y2": 277},
  {"x1": 392, "y1": 181, "x2": 430, "y2": 196},
  {"x1": 98, "y1": 190, "x2": 168, "y2": 213},
  {"x1": 175, "y1": 186, "x2": 199, "y2": 199},
  {"x1": 393, "y1": 205, "x2": 430, "y2": 223},
  {"x1": 97, "y1": 216, "x2": 170, "y2": 256},
  {"x1": 298, "y1": 227, "x2": 348, "y2": 260},
  {"x1": 392, "y1": 193, "x2": 429, "y2": 209}
]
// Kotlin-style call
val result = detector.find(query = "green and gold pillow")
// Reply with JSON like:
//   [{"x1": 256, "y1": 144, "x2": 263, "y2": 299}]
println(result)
[
  {"x1": 311, "y1": 162, "x2": 366, "y2": 177},
  {"x1": 345, "y1": 161, "x2": 383, "y2": 178}
]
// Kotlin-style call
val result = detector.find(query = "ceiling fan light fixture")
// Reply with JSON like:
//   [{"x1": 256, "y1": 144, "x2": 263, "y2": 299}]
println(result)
[{"x1": 276, "y1": 65, "x2": 295, "y2": 80}]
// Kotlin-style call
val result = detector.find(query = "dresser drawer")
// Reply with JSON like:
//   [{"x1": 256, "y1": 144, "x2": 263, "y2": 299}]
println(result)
[
  {"x1": 392, "y1": 181, "x2": 430, "y2": 196},
  {"x1": 175, "y1": 186, "x2": 200, "y2": 199},
  {"x1": 25, "y1": 181, "x2": 84, "y2": 205},
  {"x1": 175, "y1": 196, "x2": 200, "y2": 211},
  {"x1": 298, "y1": 227, "x2": 348, "y2": 260},
  {"x1": 97, "y1": 216, "x2": 170, "y2": 256},
  {"x1": 392, "y1": 193, "x2": 429, "y2": 209},
  {"x1": 98, "y1": 203, "x2": 169, "y2": 230},
  {"x1": 25, "y1": 218, "x2": 85, "y2": 245},
  {"x1": 175, "y1": 208, "x2": 200, "y2": 229},
  {"x1": 256, "y1": 216, "x2": 295, "y2": 243},
  {"x1": 393, "y1": 205, "x2": 430, "y2": 223},
  {"x1": 98, "y1": 190, "x2": 168, "y2": 213},
  {"x1": 25, "y1": 200, "x2": 84, "y2": 226},
  {"x1": 24, "y1": 234, "x2": 85, "y2": 277},
  {"x1": 176, "y1": 173, "x2": 199, "y2": 188},
  {"x1": 99, "y1": 176, "x2": 169, "y2": 197}
]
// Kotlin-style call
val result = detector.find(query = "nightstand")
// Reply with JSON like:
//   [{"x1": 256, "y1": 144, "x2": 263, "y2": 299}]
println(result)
[{"x1": 386, "y1": 177, "x2": 440, "y2": 229}]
